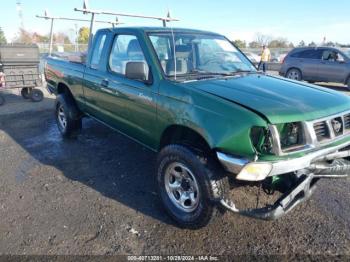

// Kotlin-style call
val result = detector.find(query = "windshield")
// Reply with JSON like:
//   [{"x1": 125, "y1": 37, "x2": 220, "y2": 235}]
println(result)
[{"x1": 148, "y1": 32, "x2": 256, "y2": 80}]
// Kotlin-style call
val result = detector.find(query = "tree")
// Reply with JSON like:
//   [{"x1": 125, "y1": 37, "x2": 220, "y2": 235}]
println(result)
[
  {"x1": 232, "y1": 39, "x2": 246, "y2": 49},
  {"x1": 254, "y1": 33, "x2": 271, "y2": 46},
  {"x1": 54, "y1": 32, "x2": 72, "y2": 44},
  {"x1": 325, "y1": 41, "x2": 335, "y2": 47},
  {"x1": 308, "y1": 41, "x2": 316, "y2": 47},
  {"x1": 33, "y1": 32, "x2": 49, "y2": 43},
  {"x1": 0, "y1": 27, "x2": 7, "y2": 44},
  {"x1": 13, "y1": 28, "x2": 33, "y2": 43},
  {"x1": 268, "y1": 38, "x2": 289, "y2": 48},
  {"x1": 298, "y1": 40, "x2": 305, "y2": 47},
  {"x1": 249, "y1": 41, "x2": 260, "y2": 48},
  {"x1": 78, "y1": 27, "x2": 89, "y2": 44}
]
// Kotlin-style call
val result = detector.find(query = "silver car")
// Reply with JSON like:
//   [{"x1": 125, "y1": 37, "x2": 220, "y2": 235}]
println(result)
[{"x1": 279, "y1": 47, "x2": 350, "y2": 89}]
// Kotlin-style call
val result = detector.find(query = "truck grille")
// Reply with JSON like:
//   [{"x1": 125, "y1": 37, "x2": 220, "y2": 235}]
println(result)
[
  {"x1": 344, "y1": 113, "x2": 350, "y2": 129},
  {"x1": 313, "y1": 113, "x2": 350, "y2": 143},
  {"x1": 313, "y1": 121, "x2": 330, "y2": 141}
]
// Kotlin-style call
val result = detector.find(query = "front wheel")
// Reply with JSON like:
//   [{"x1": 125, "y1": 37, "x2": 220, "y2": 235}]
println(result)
[
  {"x1": 157, "y1": 145, "x2": 228, "y2": 229},
  {"x1": 55, "y1": 94, "x2": 82, "y2": 138},
  {"x1": 286, "y1": 68, "x2": 302, "y2": 81}
]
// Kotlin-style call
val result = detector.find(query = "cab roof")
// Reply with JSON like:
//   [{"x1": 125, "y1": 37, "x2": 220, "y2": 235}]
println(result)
[{"x1": 107, "y1": 26, "x2": 222, "y2": 36}]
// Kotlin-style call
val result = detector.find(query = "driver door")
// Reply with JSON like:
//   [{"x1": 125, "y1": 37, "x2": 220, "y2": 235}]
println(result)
[{"x1": 98, "y1": 33, "x2": 158, "y2": 148}]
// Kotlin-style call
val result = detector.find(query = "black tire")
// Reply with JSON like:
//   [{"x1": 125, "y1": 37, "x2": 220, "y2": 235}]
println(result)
[
  {"x1": 55, "y1": 94, "x2": 82, "y2": 138},
  {"x1": 21, "y1": 88, "x2": 31, "y2": 99},
  {"x1": 347, "y1": 78, "x2": 350, "y2": 91},
  {"x1": 286, "y1": 68, "x2": 302, "y2": 81},
  {"x1": 0, "y1": 95, "x2": 4, "y2": 106},
  {"x1": 157, "y1": 145, "x2": 229, "y2": 229},
  {"x1": 30, "y1": 88, "x2": 44, "y2": 102}
]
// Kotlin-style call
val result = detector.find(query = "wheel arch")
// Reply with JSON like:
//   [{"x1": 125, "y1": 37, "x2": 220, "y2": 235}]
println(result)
[
  {"x1": 57, "y1": 82, "x2": 73, "y2": 97},
  {"x1": 56, "y1": 82, "x2": 82, "y2": 118},
  {"x1": 285, "y1": 67, "x2": 303, "y2": 79},
  {"x1": 159, "y1": 124, "x2": 213, "y2": 155}
]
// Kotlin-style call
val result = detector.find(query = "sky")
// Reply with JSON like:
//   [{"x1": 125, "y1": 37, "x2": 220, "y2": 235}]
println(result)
[{"x1": 1, "y1": 0, "x2": 350, "y2": 45}]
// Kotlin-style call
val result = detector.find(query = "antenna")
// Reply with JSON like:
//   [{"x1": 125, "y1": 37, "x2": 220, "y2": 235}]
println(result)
[{"x1": 16, "y1": 1, "x2": 25, "y2": 30}]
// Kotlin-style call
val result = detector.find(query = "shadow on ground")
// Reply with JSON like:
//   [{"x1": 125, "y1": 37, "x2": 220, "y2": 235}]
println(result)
[{"x1": 0, "y1": 109, "x2": 173, "y2": 226}]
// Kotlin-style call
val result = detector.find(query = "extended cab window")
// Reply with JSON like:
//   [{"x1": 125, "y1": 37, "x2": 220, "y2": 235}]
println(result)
[
  {"x1": 109, "y1": 35, "x2": 147, "y2": 77},
  {"x1": 90, "y1": 34, "x2": 107, "y2": 69}
]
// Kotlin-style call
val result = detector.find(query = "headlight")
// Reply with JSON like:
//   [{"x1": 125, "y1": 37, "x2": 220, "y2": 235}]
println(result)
[
  {"x1": 236, "y1": 162, "x2": 272, "y2": 181},
  {"x1": 250, "y1": 126, "x2": 273, "y2": 154},
  {"x1": 251, "y1": 123, "x2": 307, "y2": 156},
  {"x1": 279, "y1": 122, "x2": 305, "y2": 150}
]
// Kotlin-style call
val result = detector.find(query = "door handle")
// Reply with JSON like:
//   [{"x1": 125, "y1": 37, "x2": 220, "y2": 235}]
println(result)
[{"x1": 101, "y1": 79, "x2": 109, "y2": 87}]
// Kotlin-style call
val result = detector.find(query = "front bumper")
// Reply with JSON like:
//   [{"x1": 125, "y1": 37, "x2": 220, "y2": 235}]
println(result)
[
  {"x1": 217, "y1": 143, "x2": 350, "y2": 220},
  {"x1": 220, "y1": 174, "x2": 317, "y2": 220},
  {"x1": 217, "y1": 140, "x2": 350, "y2": 178}
]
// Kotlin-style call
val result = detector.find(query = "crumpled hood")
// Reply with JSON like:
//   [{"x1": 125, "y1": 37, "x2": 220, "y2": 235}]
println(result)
[{"x1": 187, "y1": 74, "x2": 350, "y2": 124}]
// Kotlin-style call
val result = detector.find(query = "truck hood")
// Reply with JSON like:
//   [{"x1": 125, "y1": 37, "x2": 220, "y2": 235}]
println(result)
[{"x1": 187, "y1": 74, "x2": 350, "y2": 124}]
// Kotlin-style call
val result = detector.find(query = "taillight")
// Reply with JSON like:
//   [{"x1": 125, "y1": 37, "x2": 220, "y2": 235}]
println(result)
[
  {"x1": 282, "y1": 56, "x2": 286, "y2": 64},
  {"x1": 282, "y1": 53, "x2": 289, "y2": 64}
]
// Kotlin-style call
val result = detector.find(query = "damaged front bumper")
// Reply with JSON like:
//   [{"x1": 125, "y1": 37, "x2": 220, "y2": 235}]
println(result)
[
  {"x1": 220, "y1": 174, "x2": 317, "y2": 220},
  {"x1": 216, "y1": 142, "x2": 350, "y2": 220},
  {"x1": 217, "y1": 140, "x2": 350, "y2": 179}
]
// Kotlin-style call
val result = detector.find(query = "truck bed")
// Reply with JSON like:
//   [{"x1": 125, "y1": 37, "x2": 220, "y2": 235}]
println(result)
[{"x1": 45, "y1": 57, "x2": 85, "y2": 95}]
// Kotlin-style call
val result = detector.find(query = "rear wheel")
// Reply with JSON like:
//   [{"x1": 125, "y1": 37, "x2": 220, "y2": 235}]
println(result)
[
  {"x1": 286, "y1": 68, "x2": 302, "y2": 81},
  {"x1": 157, "y1": 145, "x2": 228, "y2": 229},
  {"x1": 55, "y1": 94, "x2": 82, "y2": 138},
  {"x1": 21, "y1": 88, "x2": 32, "y2": 99},
  {"x1": 30, "y1": 88, "x2": 44, "y2": 102}
]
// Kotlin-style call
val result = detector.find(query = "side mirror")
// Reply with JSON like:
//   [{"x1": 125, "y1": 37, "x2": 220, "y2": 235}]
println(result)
[{"x1": 125, "y1": 61, "x2": 151, "y2": 84}]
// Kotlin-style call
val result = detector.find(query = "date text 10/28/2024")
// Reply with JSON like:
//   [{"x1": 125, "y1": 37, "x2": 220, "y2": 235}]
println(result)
[{"x1": 127, "y1": 256, "x2": 219, "y2": 261}]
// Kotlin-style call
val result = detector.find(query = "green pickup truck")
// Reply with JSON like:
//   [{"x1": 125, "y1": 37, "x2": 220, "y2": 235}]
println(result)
[{"x1": 45, "y1": 27, "x2": 350, "y2": 228}]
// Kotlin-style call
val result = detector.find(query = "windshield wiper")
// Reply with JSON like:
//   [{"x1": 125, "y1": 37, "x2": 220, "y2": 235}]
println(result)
[
  {"x1": 170, "y1": 70, "x2": 255, "y2": 81},
  {"x1": 187, "y1": 70, "x2": 233, "y2": 77},
  {"x1": 229, "y1": 70, "x2": 256, "y2": 75}
]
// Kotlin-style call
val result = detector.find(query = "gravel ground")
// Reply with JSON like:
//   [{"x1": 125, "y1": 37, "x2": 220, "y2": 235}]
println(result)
[{"x1": 0, "y1": 87, "x2": 349, "y2": 258}]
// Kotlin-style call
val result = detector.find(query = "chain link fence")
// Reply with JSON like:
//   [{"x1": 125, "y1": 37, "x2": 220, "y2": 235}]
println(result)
[{"x1": 37, "y1": 43, "x2": 88, "y2": 54}]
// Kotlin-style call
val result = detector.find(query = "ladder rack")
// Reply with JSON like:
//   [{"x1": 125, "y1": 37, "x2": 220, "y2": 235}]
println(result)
[
  {"x1": 36, "y1": 11, "x2": 122, "y2": 55},
  {"x1": 75, "y1": 0, "x2": 179, "y2": 51}
]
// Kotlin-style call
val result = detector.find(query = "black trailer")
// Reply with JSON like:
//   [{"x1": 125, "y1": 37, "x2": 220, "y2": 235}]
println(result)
[{"x1": 0, "y1": 44, "x2": 44, "y2": 106}]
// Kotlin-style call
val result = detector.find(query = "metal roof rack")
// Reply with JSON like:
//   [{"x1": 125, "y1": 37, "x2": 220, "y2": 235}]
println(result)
[
  {"x1": 74, "y1": 0, "x2": 179, "y2": 50},
  {"x1": 36, "y1": 10, "x2": 123, "y2": 55}
]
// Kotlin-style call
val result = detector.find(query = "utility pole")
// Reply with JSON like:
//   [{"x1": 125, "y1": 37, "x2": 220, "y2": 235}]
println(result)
[
  {"x1": 16, "y1": 1, "x2": 25, "y2": 30},
  {"x1": 75, "y1": 24, "x2": 78, "y2": 52}
]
